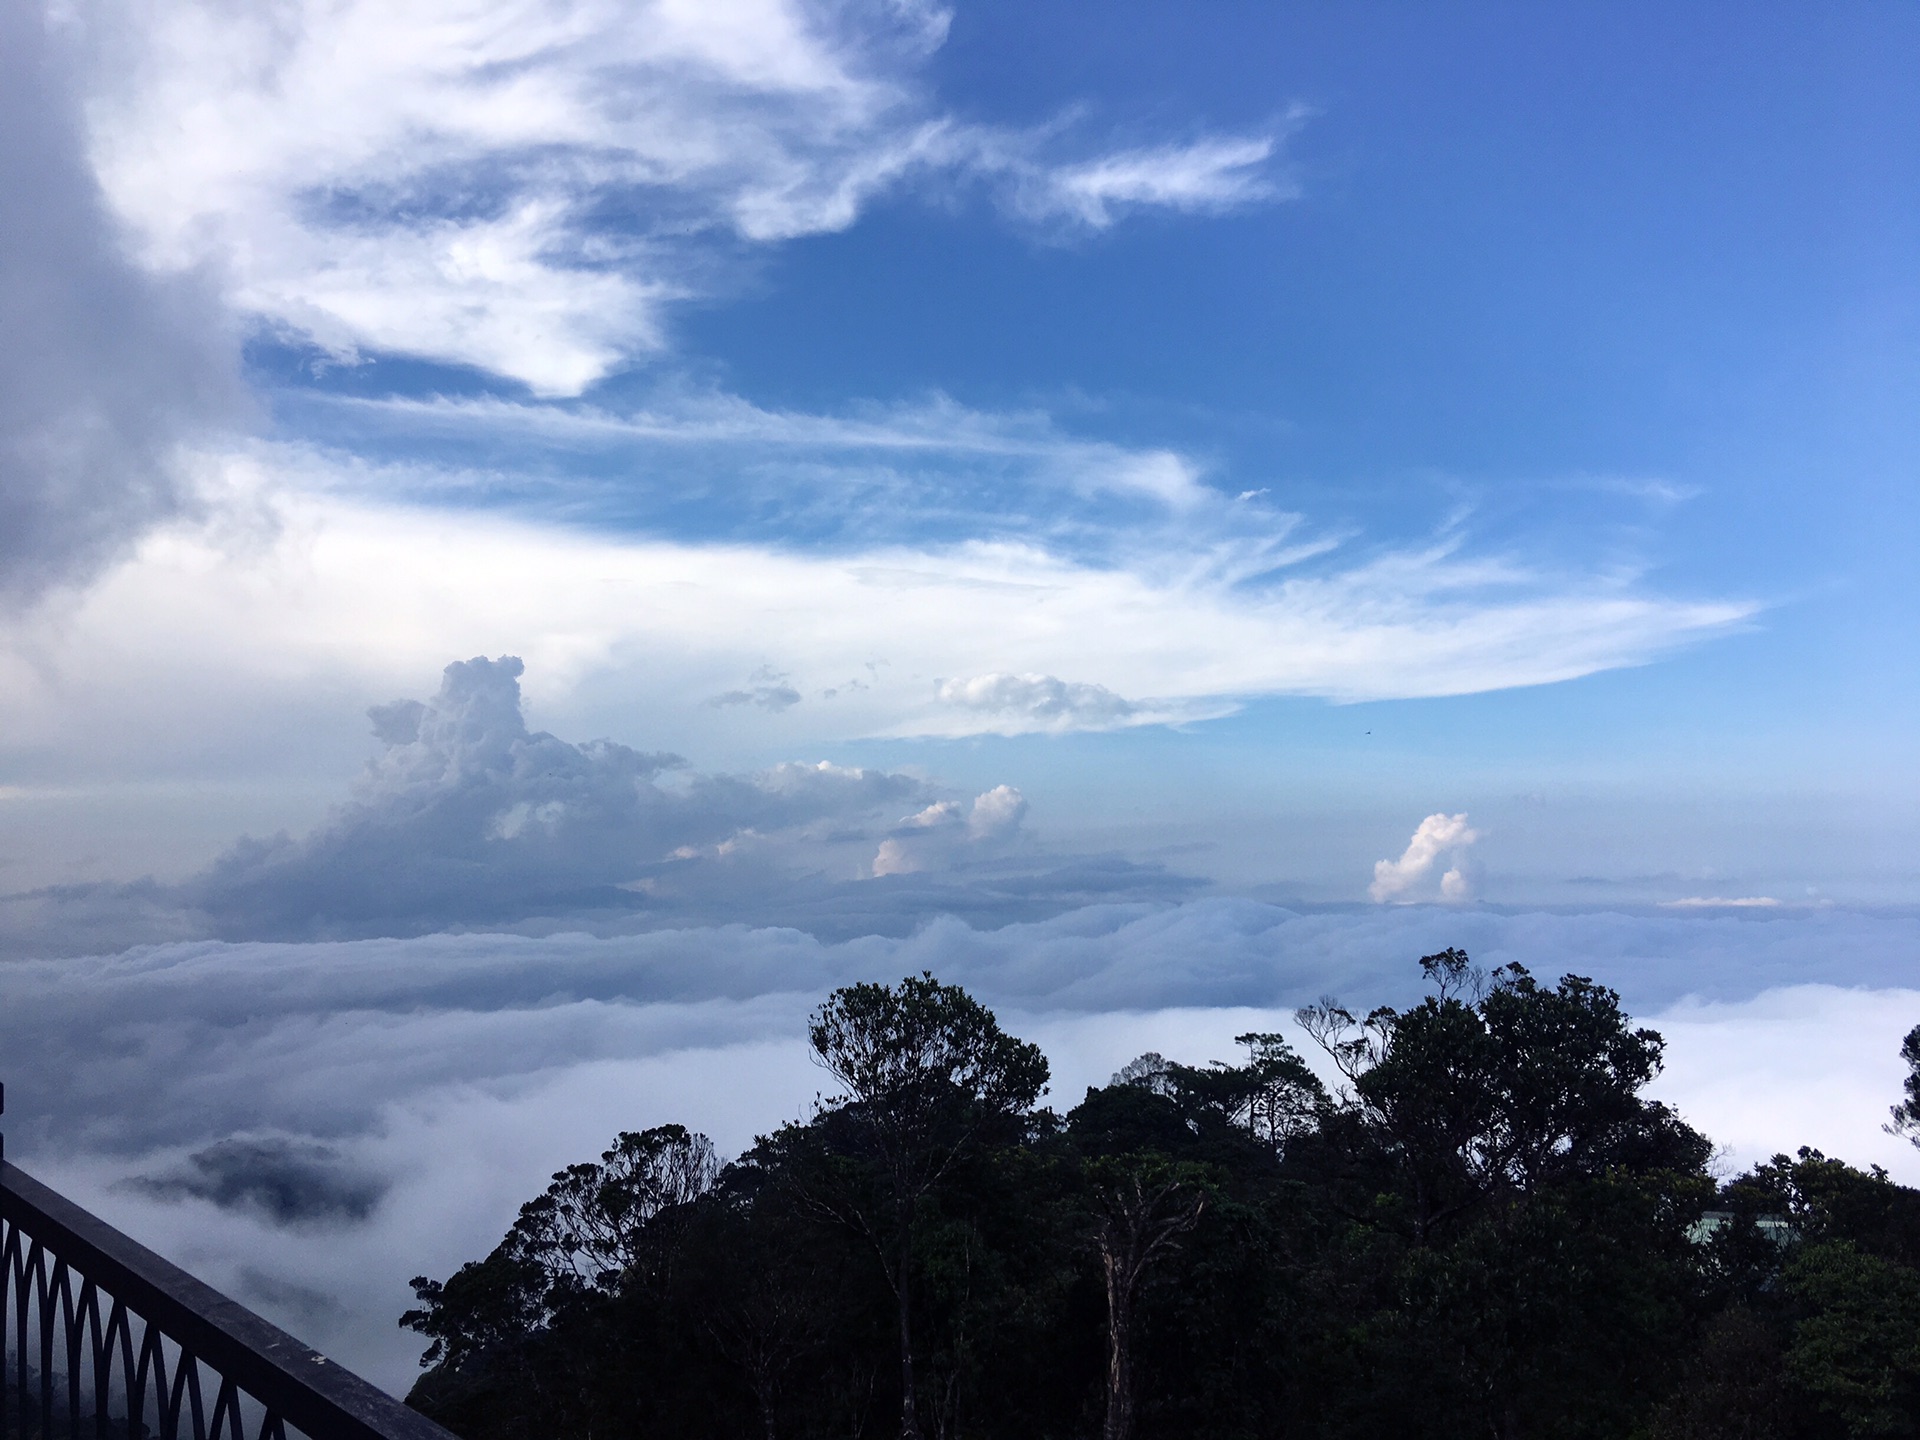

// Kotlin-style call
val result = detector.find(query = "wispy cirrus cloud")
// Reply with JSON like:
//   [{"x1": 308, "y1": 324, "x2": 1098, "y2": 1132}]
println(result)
[
  {"x1": 1013, "y1": 130, "x2": 1293, "y2": 228},
  {"x1": 72, "y1": 0, "x2": 1291, "y2": 394},
  {"x1": 300, "y1": 386, "x2": 1231, "y2": 539},
  {"x1": 0, "y1": 445, "x2": 1758, "y2": 834}
]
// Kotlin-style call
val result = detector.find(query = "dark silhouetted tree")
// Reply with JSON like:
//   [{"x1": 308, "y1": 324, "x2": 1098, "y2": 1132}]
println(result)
[
  {"x1": 804, "y1": 973, "x2": 1049, "y2": 1440},
  {"x1": 1085, "y1": 1154, "x2": 1208, "y2": 1440}
]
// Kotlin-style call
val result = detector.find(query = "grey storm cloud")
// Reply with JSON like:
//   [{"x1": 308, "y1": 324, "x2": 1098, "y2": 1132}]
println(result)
[
  {"x1": 0, "y1": 0, "x2": 240, "y2": 605},
  {"x1": 0, "y1": 656, "x2": 1198, "y2": 955}
]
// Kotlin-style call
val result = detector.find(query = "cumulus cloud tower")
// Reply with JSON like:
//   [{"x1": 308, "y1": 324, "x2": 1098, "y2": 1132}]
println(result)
[{"x1": 1369, "y1": 812, "x2": 1479, "y2": 904}]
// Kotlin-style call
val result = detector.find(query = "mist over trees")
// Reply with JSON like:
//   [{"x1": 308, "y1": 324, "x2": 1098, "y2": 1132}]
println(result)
[{"x1": 400, "y1": 956, "x2": 1920, "y2": 1440}]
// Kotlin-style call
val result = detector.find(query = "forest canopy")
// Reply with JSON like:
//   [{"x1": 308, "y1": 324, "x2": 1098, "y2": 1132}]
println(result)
[{"x1": 400, "y1": 954, "x2": 1920, "y2": 1440}]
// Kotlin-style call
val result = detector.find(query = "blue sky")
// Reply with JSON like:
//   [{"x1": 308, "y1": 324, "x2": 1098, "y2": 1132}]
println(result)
[
  {"x1": 1, "y1": 0, "x2": 1913, "y2": 906},
  {"x1": 4, "y1": 0, "x2": 1920, "y2": 1386},
  {"x1": 2, "y1": 0, "x2": 1916, "y2": 908},
  {"x1": 249, "y1": 0, "x2": 1920, "y2": 902}
]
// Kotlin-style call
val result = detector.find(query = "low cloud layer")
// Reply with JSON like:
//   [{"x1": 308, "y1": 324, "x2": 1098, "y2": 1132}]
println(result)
[
  {"x1": 1661, "y1": 895, "x2": 1783, "y2": 910},
  {"x1": 0, "y1": 0, "x2": 238, "y2": 604},
  {"x1": 4, "y1": 902, "x2": 1917, "y2": 1393}
]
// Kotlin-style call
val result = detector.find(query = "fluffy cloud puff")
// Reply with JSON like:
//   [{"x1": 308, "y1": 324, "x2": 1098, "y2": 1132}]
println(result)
[
  {"x1": 872, "y1": 784, "x2": 1029, "y2": 875},
  {"x1": 5, "y1": 903, "x2": 1918, "y2": 1393},
  {"x1": 1371, "y1": 812, "x2": 1480, "y2": 903}
]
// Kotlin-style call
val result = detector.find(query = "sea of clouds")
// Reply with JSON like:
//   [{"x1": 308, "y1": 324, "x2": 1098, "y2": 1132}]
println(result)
[
  {"x1": 6, "y1": 901, "x2": 1919, "y2": 1393},
  {"x1": 4, "y1": 654, "x2": 1918, "y2": 1393}
]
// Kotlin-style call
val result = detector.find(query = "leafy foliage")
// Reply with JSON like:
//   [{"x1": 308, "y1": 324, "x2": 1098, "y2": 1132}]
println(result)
[{"x1": 398, "y1": 958, "x2": 1920, "y2": 1440}]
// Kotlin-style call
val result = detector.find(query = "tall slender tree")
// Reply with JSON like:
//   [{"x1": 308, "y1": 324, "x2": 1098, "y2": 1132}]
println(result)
[
  {"x1": 805, "y1": 974, "x2": 1049, "y2": 1440},
  {"x1": 1086, "y1": 1156, "x2": 1208, "y2": 1440}
]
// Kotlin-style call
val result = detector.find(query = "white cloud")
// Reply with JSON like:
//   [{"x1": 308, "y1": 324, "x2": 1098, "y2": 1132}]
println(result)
[
  {"x1": 3, "y1": 905, "x2": 1919, "y2": 1394},
  {"x1": 317, "y1": 387, "x2": 1237, "y2": 534},
  {"x1": 0, "y1": 0, "x2": 240, "y2": 604},
  {"x1": 70, "y1": 0, "x2": 1289, "y2": 393},
  {"x1": 706, "y1": 666, "x2": 802, "y2": 711},
  {"x1": 1660, "y1": 895, "x2": 1783, "y2": 909},
  {"x1": 871, "y1": 783, "x2": 1027, "y2": 875},
  {"x1": 0, "y1": 465, "x2": 1756, "y2": 811},
  {"x1": 1370, "y1": 812, "x2": 1480, "y2": 903},
  {"x1": 968, "y1": 783, "x2": 1027, "y2": 842},
  {"x1": 187, "y1": 654, "x2": 1043, "y2": 932},
  {"x1": 1647, "y1": 985, "x2": 1920, "y2": 1178},
  {"x1": 0, "y1": 649, "x2": 1211, "y2": 954},
  {"x1": 1025, "y1": 134, "x2": 1285, "y2": 228},
  {"x1": 0, "y1": 652, "x2": 1067, "y2": 950},
  {"x1": 937, "y1": 673, "x2": 1140, "y2": 731}
]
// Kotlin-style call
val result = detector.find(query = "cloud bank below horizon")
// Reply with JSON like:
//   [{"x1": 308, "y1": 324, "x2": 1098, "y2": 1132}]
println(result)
[{"x1": 6, "y1": 900, "x2": 1919, "y2": 1394}]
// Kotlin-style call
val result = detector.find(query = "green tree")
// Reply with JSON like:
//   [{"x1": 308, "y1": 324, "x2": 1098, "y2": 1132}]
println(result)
[
  {"x1": 1786, "y1": 1240, "x2": 1920, "y2": 1436},
  {"x1": 1084, "y1": 1154, "x2": 1210, "y2": 1440},
  {"x1": 504, "y1": 1125, "x2": 717, "y2": 1291},
  {"x1": 1296, "y1": 951, "x2": 1711, "y2": 1438},
  {"x1": 1888, "y1": 1023, "x2": 1920, "y2": 1148},
  {"x1": 804, "y1": 973, "x2": 1049, "y2": 1440},
  {"x1": 1300, "y1": 950, "x2": 1701, "y2": 1242}
]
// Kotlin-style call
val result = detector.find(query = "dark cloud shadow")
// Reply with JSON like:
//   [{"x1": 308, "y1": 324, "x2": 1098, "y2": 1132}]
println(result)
[{"x1": 122, "y1": 1137, "x2": 387, "y2": 1227}]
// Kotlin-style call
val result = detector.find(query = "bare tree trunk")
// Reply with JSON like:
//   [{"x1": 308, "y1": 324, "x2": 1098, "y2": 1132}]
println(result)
[
  {"x1": 1095, "y1": 1171, "x2": 1205, "y2": 1440},
  {"x1": 897, "y1": 1211, "x2": 923, "y2": 1440},
  {"x1": 1102, "y1": 1253, "x2": 1137, "y2": 1440}
]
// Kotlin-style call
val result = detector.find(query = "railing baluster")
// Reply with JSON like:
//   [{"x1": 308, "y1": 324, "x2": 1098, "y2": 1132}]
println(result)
[
  {"x1": 136, "y1": 1309, "x2": 167, "y2": 1440},
  {"x1": 211, "y1": 1373, "x2": 246, "y2": 1440},
  {"x1": 32, "y1": 1240, "x2": 52, "y2": 1440},
  {"x1": 1, "y1": 1161, "x2": 455, "y2": 1440},
  {"x1": 79, "y1": 1279, "x2": 109, "y2": 1440},
  {"x1": 1, "y1": 1215, "x2": 15, "y2": 1440},
  {"x1": 57, "y1": 1257, "x2": 84, "y2": 1437},
  {"x1": 3, "y1": 1220, "x2": 22, "y2": 1440},
  {"x1": 13, "y1": 1232, "x2": 34, "y2": 1440},
  {"x1": 177, "y1": 1345, "x2": 207, "y2": 1440},
  {"x1": 102, "y1": 1297, "x2": 137, "y2": 1440}
]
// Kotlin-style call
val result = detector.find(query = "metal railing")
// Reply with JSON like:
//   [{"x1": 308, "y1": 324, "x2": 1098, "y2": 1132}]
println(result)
[{"x1": 0, "y1": 1090, "x2": 454, "y2": 1440}]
